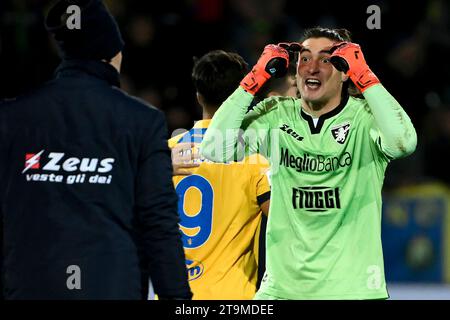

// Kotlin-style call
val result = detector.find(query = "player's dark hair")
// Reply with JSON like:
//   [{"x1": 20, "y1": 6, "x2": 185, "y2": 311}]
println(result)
[
  {"x1": 192, "y1": 50, "x2": 249, "y2": 107},
  {"x1": 302, "y1": 27, "x2": 352, "y2": 43},
  {"x1": 301, "y1": 27, "x2": 362, "y2": 98}
]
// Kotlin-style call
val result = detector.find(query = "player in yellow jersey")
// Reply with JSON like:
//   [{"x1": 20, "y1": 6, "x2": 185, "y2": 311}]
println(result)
[{"x1": 169, "y1": 50, "x2": 271, "y2": 299}]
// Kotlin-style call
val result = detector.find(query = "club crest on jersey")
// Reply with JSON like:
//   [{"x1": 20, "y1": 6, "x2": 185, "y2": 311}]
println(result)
[{"x1": 331, "y1": 122, "x2": 350, "y2": 144}]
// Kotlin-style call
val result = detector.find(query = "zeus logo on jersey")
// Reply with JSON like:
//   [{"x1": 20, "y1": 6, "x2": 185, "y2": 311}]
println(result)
[
  {"x1": 292, "y1": 186, "x2": 341, "y2": 212},
  {"x1": 331, "y1": 122, "x2": 350, "y2": 144},
  {"x1": 279, "y1": 124, "x2": 304, "y2": 142},
  {"x1": 22, "y1": 150, "x2": 115, "y2": 185}
]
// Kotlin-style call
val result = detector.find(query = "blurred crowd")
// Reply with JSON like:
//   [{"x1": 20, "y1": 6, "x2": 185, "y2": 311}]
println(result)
[{"x1": 1, "y1": 0, "x2": 449, "y2": 188}]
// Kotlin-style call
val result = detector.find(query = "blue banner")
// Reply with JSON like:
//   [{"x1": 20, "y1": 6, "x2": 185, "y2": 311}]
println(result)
[{"x1": 382, "y1": 183, "x2": 450, "y2": 283}]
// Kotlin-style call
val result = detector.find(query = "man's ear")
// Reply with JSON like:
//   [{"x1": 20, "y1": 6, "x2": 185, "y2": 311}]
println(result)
[
  {"x1": 106, "y1": 51, "x2": 122, "y2": 73},
  {"x1": 196, "y1": 92, "x2": 205, "y2": 107},
  {"x1": 341, "y1": 72, "x2": 349, "y2": 83}
]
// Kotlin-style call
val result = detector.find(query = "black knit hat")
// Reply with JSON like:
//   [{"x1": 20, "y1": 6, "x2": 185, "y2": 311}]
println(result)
[{"x1": 45, "y1": 0, "x2": 124, "y2": 60}]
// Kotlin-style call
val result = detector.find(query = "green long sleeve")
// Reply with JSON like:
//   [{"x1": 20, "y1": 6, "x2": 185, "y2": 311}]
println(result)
[
  {"x1": 200, "y1": 87, "x2": 254, "y2": 162},
  {"x1": 363, "y1": 84, "x2": 417, "y2": 159}
]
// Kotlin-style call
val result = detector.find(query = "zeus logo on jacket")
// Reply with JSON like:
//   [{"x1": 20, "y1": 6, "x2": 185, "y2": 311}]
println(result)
[{"x1": 23, "y1": 150, "x2": 115, "y2": 174}]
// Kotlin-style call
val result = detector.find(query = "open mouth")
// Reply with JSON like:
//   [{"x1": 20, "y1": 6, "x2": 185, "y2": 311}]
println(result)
[{"x1": 305, "y1": 78, "x2": 321, "y2": 89}]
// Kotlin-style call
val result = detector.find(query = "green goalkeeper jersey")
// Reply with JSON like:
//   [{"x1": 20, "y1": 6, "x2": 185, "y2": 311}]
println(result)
[{"x1": 200, "y1": 85, "x2": 417, "y2": 299}]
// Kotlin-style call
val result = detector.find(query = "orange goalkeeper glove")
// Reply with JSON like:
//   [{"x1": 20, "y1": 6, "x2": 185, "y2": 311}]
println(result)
[
  {"x1": 330, "y1": 42, "x2": 380, "y2": 93},
  {"x1": 240, "y1": 44, "x2": 289, "y2": 95}
]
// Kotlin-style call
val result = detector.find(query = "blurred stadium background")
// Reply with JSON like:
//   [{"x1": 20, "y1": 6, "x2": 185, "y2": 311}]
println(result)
[{"x1": 1, "y1": 0, "x2": 449, "y2": 299}]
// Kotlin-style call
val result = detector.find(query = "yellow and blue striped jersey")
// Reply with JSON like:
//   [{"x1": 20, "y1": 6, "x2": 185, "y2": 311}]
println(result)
[{"x1": 169, "y1": 119, "x2": 270, "y2": 300}]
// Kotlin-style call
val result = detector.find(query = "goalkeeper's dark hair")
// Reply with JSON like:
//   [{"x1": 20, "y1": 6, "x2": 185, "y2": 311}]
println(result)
[
  {"x1": 192, "y1": 50, "x2": 249, "y2": 106},
  {"x1": 301, "y1": 27, "x2": 362, "y2": 98},
  {"x1": 301, "y1": 27, "x2": 352, "y2": 43}
]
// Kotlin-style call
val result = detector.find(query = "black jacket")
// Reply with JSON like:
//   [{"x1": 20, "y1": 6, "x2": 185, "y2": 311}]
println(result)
[{"x1": 0, "y1": 60, "x2": 191, "y2": 299}]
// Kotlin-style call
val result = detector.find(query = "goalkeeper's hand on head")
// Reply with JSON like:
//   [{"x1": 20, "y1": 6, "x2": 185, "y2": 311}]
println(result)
[
  {"x1": 330, "y1": 42, "x2": 380, "y2": 93},
  {"x1": 240, "y1": 44, "x2": 290, "y2": 95}
]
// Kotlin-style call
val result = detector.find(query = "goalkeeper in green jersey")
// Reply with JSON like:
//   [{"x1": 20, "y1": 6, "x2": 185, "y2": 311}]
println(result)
[{"x1": 199, "y1": 27, "x2": 417, "y2": 300}]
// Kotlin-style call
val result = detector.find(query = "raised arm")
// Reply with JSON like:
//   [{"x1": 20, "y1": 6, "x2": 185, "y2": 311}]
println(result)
[
  {"x1": 200, "y1": 87, "x2": 253, "y2": 162},
  {"x1": 363, "y1": 85, "x2": 417, "y2": 159},
  {"x1": 200, "y1": 45, "x2": 289, "y2": 163},
  {"x1": 331, "y1": 42, "x2": 417, "y2": 159}
]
